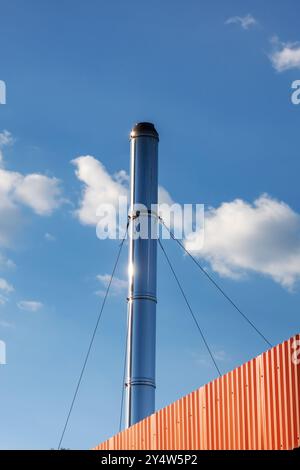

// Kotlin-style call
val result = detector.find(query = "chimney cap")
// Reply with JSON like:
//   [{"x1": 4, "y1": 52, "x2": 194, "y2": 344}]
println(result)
[{"x1": 130, "y1": 122, "x2": 159, "y2": 140}]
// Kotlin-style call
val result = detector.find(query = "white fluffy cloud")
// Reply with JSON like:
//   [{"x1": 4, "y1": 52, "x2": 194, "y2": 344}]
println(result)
[
  {"x1": 185, "y1": 195, "x2": 300, "y2": 290},
  {"x1": 96, "y1": 273, "x2": 127, "y2": 297},
  {"x1": 72, "y1": 156, "x2": 128, "y2": 226},
  {"x1": 72, "y1": 157, "x2": 300, "y2": 290},
  {"x1": 225, "y1": 14, "x2": 257, "y2": 30},
  {"x1": 72, "y1": 155, "x2": 172, "y2": 228},
  {"x1": 270, "y1": 39, "x2": 300, "y2": 72},
  {"x1": 0, "y1": 168, "x2": 63, "y2": 246},
  {"x1": 0, "y1": 131, "x2": 64, "y2": 247},
  {"x1": 17, "y1": 300, "x2": 43, "y2": 312},
  {"x1": 14, "y1": 174, "x2": 63, "y2": 216}
]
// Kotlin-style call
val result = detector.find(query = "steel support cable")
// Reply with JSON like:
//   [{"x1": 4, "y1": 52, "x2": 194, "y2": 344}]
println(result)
[
  {"x1": 119, "y1": 323, "x2": 128, "y2": 433},
  {"x1": 58, "y1": 223, "x2": 129, "y2": 450},
  {"x1": 158, "y1": 238, "x2": 222, "y2": 377},
  {"x1": 159, "y1": 219, "x2": 272, "y2": 348}
]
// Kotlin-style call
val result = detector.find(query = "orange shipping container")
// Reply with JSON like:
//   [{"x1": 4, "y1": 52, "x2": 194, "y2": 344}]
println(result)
[{"x1": 94, "y1": 334, "x2": 300, "y2": 450}]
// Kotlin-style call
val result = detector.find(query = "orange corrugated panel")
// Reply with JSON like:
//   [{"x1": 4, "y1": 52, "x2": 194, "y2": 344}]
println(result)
[{"x1": 94, "y1": 334, "x2": 300, "y2": 450}]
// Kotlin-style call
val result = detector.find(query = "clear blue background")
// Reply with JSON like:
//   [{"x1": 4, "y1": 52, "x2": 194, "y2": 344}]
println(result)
[{"x1": 0, "y1": 0, "x2": 299, "y2": 449}]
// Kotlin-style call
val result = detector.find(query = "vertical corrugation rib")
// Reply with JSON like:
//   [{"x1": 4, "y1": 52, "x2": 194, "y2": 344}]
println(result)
[{"x1": 294, "y1": 334, "x2": 300, "y2": 448}]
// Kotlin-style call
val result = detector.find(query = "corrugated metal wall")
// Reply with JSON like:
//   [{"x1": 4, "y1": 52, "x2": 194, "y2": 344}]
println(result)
[{"x1": 94, "y1": 334, "x2": 300, "y2": 450}]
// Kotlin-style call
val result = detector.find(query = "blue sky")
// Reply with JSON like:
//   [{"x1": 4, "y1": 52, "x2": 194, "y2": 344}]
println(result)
[{"x1": 0, "y1": 0, "x2": 300, "y2": 449}]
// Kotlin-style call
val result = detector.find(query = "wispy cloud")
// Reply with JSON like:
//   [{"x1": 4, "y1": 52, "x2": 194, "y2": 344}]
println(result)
[
  {"x1": 185, "y1": 194, "x2": 300, "y2": 290},
  {"x1": 0, "y1": 130, "x2": 14, "y2": 147},
  {"x1": 44, "y1": 232, "x2": 56, "y2": 242},
  {"x1": 0, "y1": 278, "x2": 14, "y2": 293},
  {"x1": 0, "y1": 320, "x2": 14, "y2": 328},
  {"x1": 190, "y1": 349, "x2": 230, "y2": 368},
  {"x1": 0, "y1": 294, "x2": 8, "y2": 306},
  {"x1": 17, "y1": 300, "x2": 43, "y2": 312},
  {"x1": 0, "y1": 277, "x2": 13, "y2": 305},
  {"x1": 0, "y1": 130, "x2": 14, "y2": 165},
  {"x1": 225, "y1": 14, "x2": 257, "y2": 30},
  {"x1": 270, "y1": 37, "x2": 300, "y2": 72},
  {"x1": 96, "y1": 273, "x2": 127, "y2": 297},
  {"x1": 0, "y1": 253, "x2": 15, "y2": 269},
  {"x1": 213, "y1": 350, "x2": 229, "y2": 362}
]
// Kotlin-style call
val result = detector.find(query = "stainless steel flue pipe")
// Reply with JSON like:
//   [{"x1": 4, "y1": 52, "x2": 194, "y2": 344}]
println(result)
[{"x1": 125, "y1": 122, "x2": 159, "y2": 428}]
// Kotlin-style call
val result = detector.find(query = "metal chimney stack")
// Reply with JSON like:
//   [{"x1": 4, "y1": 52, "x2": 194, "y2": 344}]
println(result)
[{"x1": 125, "y1": 122, "x2": 159, "y2": 428}]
